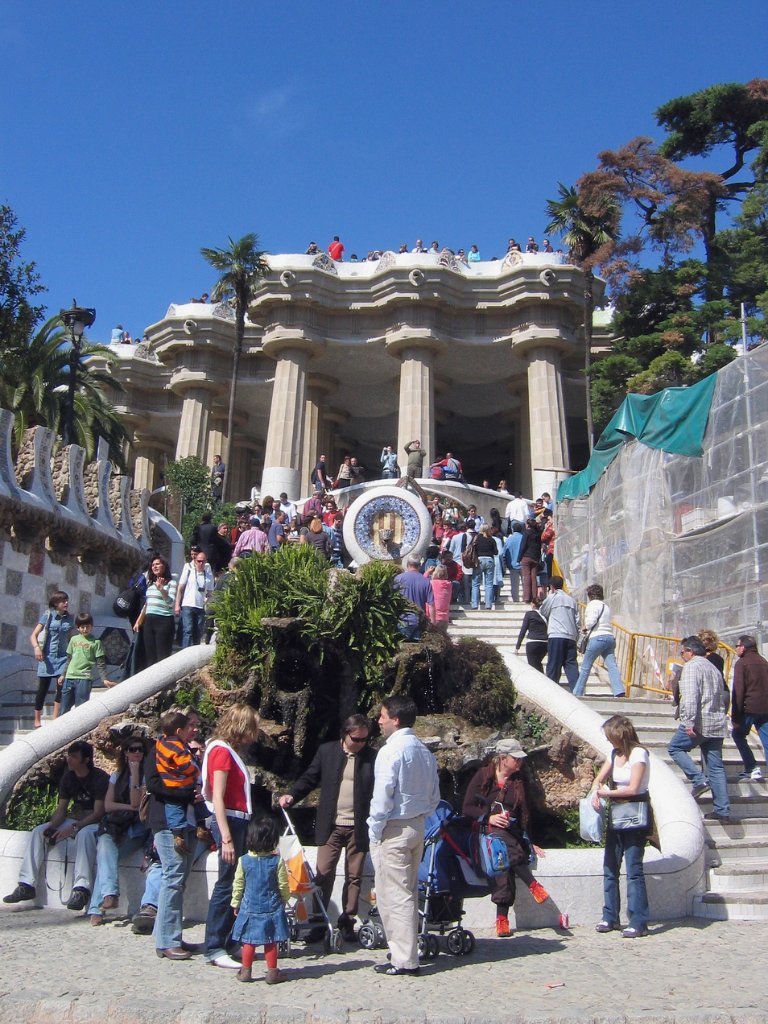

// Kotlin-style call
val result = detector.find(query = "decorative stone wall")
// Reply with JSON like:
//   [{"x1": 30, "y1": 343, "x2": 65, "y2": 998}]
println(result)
[{"x1": 0, "y1": 411, "x2": 156, "y2": 664}]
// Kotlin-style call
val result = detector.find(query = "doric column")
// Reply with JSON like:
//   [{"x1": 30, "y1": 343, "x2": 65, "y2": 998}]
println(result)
[
  {"x1": 527, "y1": 346, "x2": 569, "y2": 499},
  {"x1": 175, "y1": 387, "x2": 213, "y2": 461},
  {"x1": 300, "y1": 375, "x2": 336, "y2": 497},
  {"x1": 261, "y1": 347, "x2": 309, "y2": 499}
]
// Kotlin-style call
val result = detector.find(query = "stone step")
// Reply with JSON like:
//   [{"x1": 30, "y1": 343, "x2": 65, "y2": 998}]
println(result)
[
  {"x1": 692, "y1": 890, "x2": 768, "y2": 920},
  {"x1": 707, "y1": 835, "x2": 768, "y2": 861},
  {"x1": 703, "y1": 816, "x2": 768, "y2": 844},
  {"x1": 709, "y1": 860, "x2": 768, "y2": 891}
]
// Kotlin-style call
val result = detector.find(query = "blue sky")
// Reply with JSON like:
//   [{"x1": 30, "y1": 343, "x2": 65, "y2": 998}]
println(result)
[{"x1": 2, "y1": 2, "x2": 767, "y2": 341}]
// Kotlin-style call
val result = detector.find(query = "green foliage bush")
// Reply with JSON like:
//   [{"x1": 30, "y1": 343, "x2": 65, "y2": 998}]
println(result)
[
  {"x1": 4, "y1": 784, "x2": 59, "y2": 831},
  {"x1": 446, "y1": 638, "x2": 517, "y2": 727},
  {"x1": 165, "y1": 456, "x2": 212, "y2": 545},
  {"x1": 211, "y1": 545, "x2": 407, "y2": 716}
]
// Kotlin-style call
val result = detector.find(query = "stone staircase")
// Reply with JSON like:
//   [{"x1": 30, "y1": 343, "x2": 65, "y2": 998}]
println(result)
[
  {"x1": 0, "y1": 681, "x2": 111, "y2": 746},
  {"x1": 448, "y1": 602, "x2": 768, "y2": 920}
]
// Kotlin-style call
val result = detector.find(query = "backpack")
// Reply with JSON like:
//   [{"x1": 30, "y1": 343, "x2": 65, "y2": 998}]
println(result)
[
  {"x1": 475, "y1": 832, "x2": 510, "y2": 877},
  {"x1": 113, "y1": 573, "x2": 145, "y2": 619},
  {"x1": 461, "y1": 536, "x2": 479, "y2": 570}
]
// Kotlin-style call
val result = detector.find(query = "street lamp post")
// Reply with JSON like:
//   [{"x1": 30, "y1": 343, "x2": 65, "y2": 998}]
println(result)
[{"x1": 60, "y1": 299, "x2": 96, "y2": 446}]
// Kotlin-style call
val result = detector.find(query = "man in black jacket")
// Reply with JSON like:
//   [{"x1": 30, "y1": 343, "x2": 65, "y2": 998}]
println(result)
[
  {"x1": 732, "y1": 634, "x2": 768, "y2": 781},
  {"x1": 279, "y1": 714, "x2": 376, "y2": 942}
]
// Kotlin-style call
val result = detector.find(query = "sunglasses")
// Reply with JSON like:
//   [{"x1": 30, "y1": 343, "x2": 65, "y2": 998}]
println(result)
[
  {"x1": 127, "y1": 746, "x2": 144, "y2": 753},
  {"x1": 347, "y1": 735, "x2": 369, "y2": 744}
]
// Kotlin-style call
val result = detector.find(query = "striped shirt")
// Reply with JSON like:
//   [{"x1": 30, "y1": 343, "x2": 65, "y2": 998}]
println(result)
[
  {"x1": 145, "y1": 579, "x2": 177, "y2": 617},
  {"x1": 155, "y1": 736, "x2": 197, "y2": 791}
]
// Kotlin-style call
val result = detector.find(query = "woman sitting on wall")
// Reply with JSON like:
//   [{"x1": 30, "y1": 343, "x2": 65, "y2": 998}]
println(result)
[
  {"x1": 88, "y1": 735, "x2": 149, "y2": 925},
  {"x1": 462, "y1": 738, "x2": 549, "y2": 937}
]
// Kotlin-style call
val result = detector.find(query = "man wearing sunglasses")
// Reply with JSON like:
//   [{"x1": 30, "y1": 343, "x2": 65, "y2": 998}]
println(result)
[{"x1": 279, "y1": 713, "x2": 376, "y2": 943}]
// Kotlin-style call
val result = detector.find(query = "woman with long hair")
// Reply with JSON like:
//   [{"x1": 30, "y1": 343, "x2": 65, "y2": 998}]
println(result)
[
  {"x1": 88, "y1": 735, "x2": 149, "y2": 925},
  {"x1": 202, "y1": 703, "x2": 262, "y2": 968},
  {"x1": 462, "y1": 739, "x2": 548, "y2": 936},
  {"x1": 134, "y1": 556, "x2": 177, "y2": 666},
  {"x1": 306, "y1": 517, "x2": 332, "y2": 559},
  {"x1": 590, "y1": 714, "x2": 651, "y2": 938}
]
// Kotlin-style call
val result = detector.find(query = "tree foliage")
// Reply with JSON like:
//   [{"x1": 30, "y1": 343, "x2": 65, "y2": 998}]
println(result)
[
  {"x1": 0, "y1": 205, "x2": 46, "y2": 353},
  {"x1": 200, "y1": 234, "x2": 269, "y2": 501},
  {"x1": 566, "y1": 80, "x2": 768, "y2": 435},
  {"x1": 164, "y1": 456, "x2": 212, "y2": 543}
]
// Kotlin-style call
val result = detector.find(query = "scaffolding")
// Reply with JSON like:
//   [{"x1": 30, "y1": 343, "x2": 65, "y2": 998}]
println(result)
[{"x1": 555, "y1": 345, "x2": 768, "y2": 649}]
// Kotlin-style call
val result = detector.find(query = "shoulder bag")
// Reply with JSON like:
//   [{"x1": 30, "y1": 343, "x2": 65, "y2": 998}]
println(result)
[
  {"x1": 578, "y1": 602, "x2": 605, "y2": 654},
  {"x1": 37, "y1": 612, "x2": 53, "y2": 650}
]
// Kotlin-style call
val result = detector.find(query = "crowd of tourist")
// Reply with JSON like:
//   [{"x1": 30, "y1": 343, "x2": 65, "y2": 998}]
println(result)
[{"x1": 306, "y1": 234, "x2": 564, "y2": 265}]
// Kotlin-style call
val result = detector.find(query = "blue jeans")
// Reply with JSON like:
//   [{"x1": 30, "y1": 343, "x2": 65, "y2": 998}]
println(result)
[
  {"x1": 546, "y1": 637, "x2": 579, "y2": 689},
  {"x1": 471, "y1": 556, "x2": 495, "y2": 609},
  {"x1": 88, "y1": 824, "x2": 148, "y2": 915},
  {"x1": 164, "y1": 803, "x2": 189, "y2": 831},
  {"x1": 59, "y1": 677, "x2": 92, "y2": 715},
  {"x1": 153, "y1": 828, "x2": 193, "y2": 951},
  {"x1": 204, "y1": 815, "x2": 249, "y2": 960},
  {"x1": 180, "y1": 606, "x2": 205, "y2": 648},
  {"x1": 603, "y1": 828, "x2": 649, "y2": 930},
  {"x1": 732, "y1": 715, "x2": 768, "y2": 772},
  {"x1": 573, "y1": 634, "x2": 624, "y2": 696},
  {"x1": 667, "y1": 727, "x2": 730, "y2": 816}
]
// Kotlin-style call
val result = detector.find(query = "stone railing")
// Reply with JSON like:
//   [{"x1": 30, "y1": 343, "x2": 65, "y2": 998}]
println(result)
[{"x1": 0, "y1": 409, "x2": 165, "y2": 670}]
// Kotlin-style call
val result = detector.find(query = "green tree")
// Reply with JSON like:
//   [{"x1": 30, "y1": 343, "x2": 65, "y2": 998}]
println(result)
[
  {"x1": 165, "y1": 455, "x2": 212, "y2": 543},
  {"x1": 0, "y1": 205, "x2": 46, "y2": 353},
  {"x1": 545, "y1": 183, "x2": 620, "y2": 450},
  {"x1": 200, "y1": 234, "x2": 270, "y2": 501},
  {"x1": 0, "y1": 313, "x2": 129, "y2": 467}
]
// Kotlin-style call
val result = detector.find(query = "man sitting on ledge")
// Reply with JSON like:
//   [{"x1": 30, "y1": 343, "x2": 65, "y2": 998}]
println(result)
[{"x1": 3, "y1": 741, "x2": 109, "y2": 911}]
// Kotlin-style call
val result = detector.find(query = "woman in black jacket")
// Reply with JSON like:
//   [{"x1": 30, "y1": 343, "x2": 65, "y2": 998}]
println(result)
[
  {"x1": 515, "y1": 597, "x2": 549, "y2": 672},
  {"x1": 517, "y1": 518, "x2": 543, "y2": 603}
]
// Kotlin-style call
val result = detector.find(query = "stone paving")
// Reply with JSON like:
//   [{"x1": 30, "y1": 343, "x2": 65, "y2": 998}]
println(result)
[{"x1": 0, "y1": 911, "x2": 765, "y2": 1024}]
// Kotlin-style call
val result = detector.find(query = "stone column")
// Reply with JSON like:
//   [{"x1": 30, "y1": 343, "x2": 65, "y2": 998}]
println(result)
[
  {"x1": 205, "y1": 419, "x2": 228, "y2": 470},
  {"x1": 395, "y1": 345, "x2": 435, "y2": 469},
  {"x1": 300, "y1": 376, "x2": 336, "y2": 497},
  {"x1": 175, "y1": 387, "x2": 212, "y2": 461},
  {"x1": 132, "y1": 448, "x2": 158, "y2": 492},
  {"x1": 527, "y1": 346, "x2": 569, "y2": 499},
  {"x1": 261, "y1": 347, "x2": 309, "y2": 499}
]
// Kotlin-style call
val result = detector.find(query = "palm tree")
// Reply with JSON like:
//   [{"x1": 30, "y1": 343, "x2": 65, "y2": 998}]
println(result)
[
  {"x1": 0, "y1": 313, "x2": 130, "y2": 467},
  {"x1": 545, "y1": 184, "x2": 619, "y2": 451},
  {"x1": 200, "y1": 234, "x2": 269, "y2": 501}
]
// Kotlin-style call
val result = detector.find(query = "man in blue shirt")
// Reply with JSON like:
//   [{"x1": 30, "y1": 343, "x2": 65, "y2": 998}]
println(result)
[
  {"x1": 367, "y1": 696, "x2": 440, "y2": 977},
  {"x1": 393, "y1": 557, "x2": 434, "y2": 640}
]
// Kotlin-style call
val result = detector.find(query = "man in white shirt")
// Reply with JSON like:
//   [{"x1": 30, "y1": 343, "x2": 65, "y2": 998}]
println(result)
[
  {"x1": 367, "y1": 695, "x2": 440, "y2": 977},
  {"x1": 175, "y1": 550, "x2": 214, "y2": 647},
  {"x1": 505, "y1": 493, "x2": 531, "y2": 529}
]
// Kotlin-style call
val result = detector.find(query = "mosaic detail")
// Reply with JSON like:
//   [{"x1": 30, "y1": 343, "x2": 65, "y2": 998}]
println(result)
[
  {"x1": 100, "y1": 625, "x2": 131, "y2": 666},
  {"x1": 23, "y1": 600, "x2": 39, "y2": 628},
  {"x1": 0, "y1": 623, "x2": 17, "y2": 652},
  {"x1": 28, "y1": 548, "x2": 45, "y2": 576},
  {"x1": 5, "y1": 569, "x2": 22, "y2": 597},
  {"x1": 312, "y1": 253, "x2": 338, "y2": 275},
  {"x1": 353, "y1": 495, "x2": 421, "y2": 561}
]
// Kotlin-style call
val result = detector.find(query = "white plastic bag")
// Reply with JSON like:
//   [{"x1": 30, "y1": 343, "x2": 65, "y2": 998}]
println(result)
[{"x1": 579, "y1": 796, "x2": 605, "y2": 842}]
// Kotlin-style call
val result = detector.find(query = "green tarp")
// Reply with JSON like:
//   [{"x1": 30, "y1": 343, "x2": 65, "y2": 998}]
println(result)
[{"x1": 557, "y1": 373, "x2": 718, "y2": 502}]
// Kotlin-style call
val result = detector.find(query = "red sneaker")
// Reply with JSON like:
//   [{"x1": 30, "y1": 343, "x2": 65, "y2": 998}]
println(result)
[
  {"x1": 496, "y1": 915, "x2": 511, "y2": 937},
  {"x1": 529, "y1": 880, "x2": 550, "y2": 904}
]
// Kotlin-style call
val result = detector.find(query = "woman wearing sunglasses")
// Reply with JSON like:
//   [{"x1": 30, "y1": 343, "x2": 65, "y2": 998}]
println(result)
[{"x1": 88, "y1": 736, "x2": 149, "y2": 925}]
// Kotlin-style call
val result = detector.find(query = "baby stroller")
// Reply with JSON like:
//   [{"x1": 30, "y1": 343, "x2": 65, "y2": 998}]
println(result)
[
  {"x1": 358, "y1": 801, "x2": 488, "y2": 960},
  {"x1": 279, "y1": 808, "x2": 344, "y2": 955}
]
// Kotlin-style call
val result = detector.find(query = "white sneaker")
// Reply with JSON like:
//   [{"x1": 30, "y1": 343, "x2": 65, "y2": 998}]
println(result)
[
  {"x1": 752, "y1": 767, "x2": 764, "y2": 781},
  {"x1": 208, "y1": 954, "x2": 241, "y2": 969}
]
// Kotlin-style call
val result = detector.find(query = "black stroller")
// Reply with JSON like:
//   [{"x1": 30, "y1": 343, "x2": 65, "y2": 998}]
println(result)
[{"x1": 358, "y1": 801, "x2": 489, "y2": 960}]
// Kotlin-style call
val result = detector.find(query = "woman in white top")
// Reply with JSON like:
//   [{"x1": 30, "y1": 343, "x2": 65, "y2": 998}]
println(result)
[
  {"x1": 590, "y1": 714, "x2": 651, "y2": 938},
  {"x1": 573, "y1": 583, "x2": 625, "y2": 697}
]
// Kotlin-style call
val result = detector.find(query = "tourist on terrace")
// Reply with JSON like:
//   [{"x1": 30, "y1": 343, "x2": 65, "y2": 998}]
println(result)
[
  {"x1": 507, "y1": 239, "x2": 522, "y2": 253},
  {"x1": 462, "y1": 738, "x2": 549, "y2": 937},
  {"x1": 380, "y1": 445, "x2": 399, "y2": 479},
  {"x1": 526, "y1": 237, "x2": 539, "y2": 253},
  {"x1": 468, "y1": 244, "x2": 481, "y2": 263},
  {"x1": 305, "y1": 242, "x2": 319, "y2": 255},
  {"x1": 541, "y1": 239, "x2": 554, "y2": 253},
  {"x1": 429, "y1": 241, "x2": 440, "y2": 254},
  {"x1": 412, "y1": 239, "x2": 427, "y2": 253},
  {"x1": 328, "y1": 235, "x2": 344, "y2": 261},
  {"x1": 572, "y1": 584, "x2": 625, "y2": 698},
  {"x1": 334, "y1": 455, "x2": 353, "y2": 488},
  {"x1": 590, "y1": 714, "x2": 651, "y2": 938}
]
